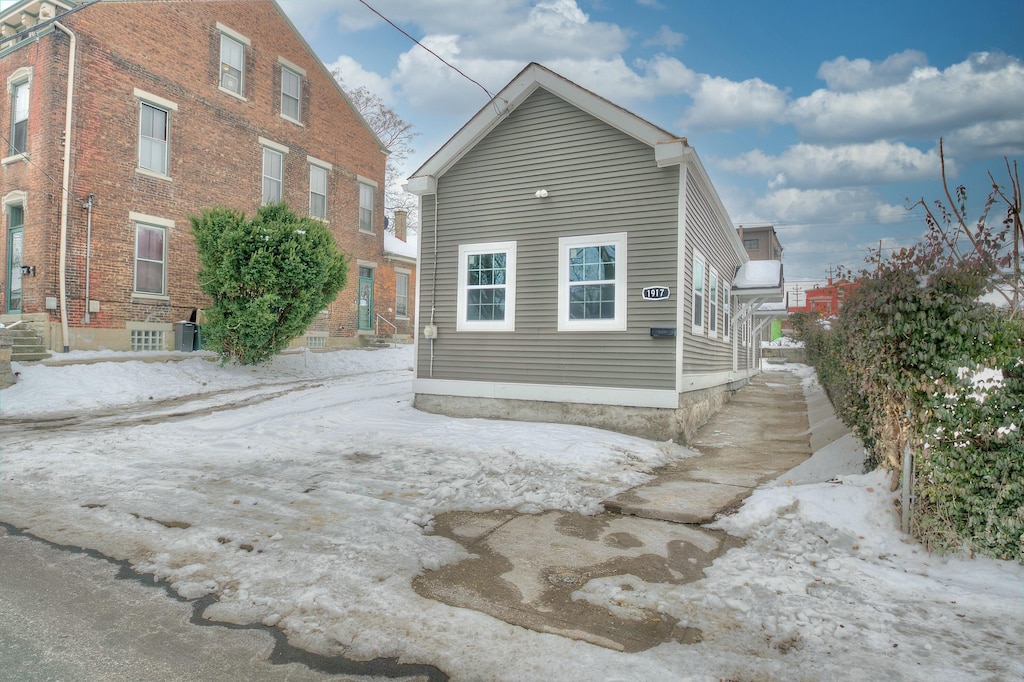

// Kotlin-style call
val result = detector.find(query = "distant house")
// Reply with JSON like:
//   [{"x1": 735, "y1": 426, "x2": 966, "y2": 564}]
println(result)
[
  {"x1": 789, "y1": 278, "x2": 858, "y2": 317},
  {"x1": 738, "y1": 224, "x2": 783, "y2": 262},
  {"x1": 406, "y1": 63, "x2": 782, "y2": 442},
  {"x1": 738, "y1": 224, "x2": 786, "y2": 343},
  {"x1": 0, "y1": 0, "x2": 412, "y2": 352}
]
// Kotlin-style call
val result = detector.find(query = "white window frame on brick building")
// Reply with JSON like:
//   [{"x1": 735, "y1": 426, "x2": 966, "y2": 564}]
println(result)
[
  {"x1": 396, "y1": 269, "x2": 411, "y2": 319},
  {"x1": 308, "y1": 156, "x2": 331, "y2": 220},
  {"x1": 260, "y1": 137, "x2": 288, "y2": 205},
  {"x1": 278, "y1": 57, "x2": 305, "y2": 124},
  {"x1": 134, "y1": 89, "x2": 177, "y2": 179},
  {"x1": 130, "y1": 212, "x2": 173, "y2": 298},
  {"x1": 5, "y1": 66, "x2": 31, "y2": 161},
  {"x1": 217, "y1": 23, "x2": 250, "y2": 99},
  {"x1": 358, "y1": 177, "x2": 376, "y2": 232}
]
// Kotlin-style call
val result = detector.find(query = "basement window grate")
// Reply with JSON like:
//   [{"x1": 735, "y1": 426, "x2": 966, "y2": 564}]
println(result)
[
  {"x1": 306, "y1": 336, "x2": 326, "y2": 349},
  {"x1": 131, "y1": 329, "x2": 165, "y2": 352}
]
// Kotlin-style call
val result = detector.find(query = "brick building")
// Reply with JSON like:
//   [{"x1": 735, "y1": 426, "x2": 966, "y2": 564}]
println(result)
[
  {"x1": 788, "y1": 277, "x2": 858, "y2": 317},
  {"x1": 0, "y1": 0, "x2": 415, "y2": 352}
]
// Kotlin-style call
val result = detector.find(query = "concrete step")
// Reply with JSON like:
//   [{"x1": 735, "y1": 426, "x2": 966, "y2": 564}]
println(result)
[{"x1": 6, "y1": 328, "x2": 50, "y2": 362}]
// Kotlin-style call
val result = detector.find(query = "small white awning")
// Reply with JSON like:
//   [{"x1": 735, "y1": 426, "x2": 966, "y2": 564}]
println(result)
[{"x1": 732, "y1": 260, "x2": 784, "y2": 302}]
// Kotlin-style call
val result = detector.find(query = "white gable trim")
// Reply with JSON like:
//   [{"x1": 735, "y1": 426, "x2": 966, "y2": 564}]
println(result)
[{"x1": 408, "y1": 63, "x2": 684, "y2": 193}]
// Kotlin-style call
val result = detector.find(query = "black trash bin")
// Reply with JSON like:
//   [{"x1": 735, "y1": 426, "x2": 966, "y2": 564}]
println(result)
[{"x1": 173, "y1": 321, "x2": 196, "y2": 352}]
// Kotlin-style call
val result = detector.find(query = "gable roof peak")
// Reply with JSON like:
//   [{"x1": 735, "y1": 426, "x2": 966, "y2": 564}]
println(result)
[{"x1": 408, "y1": 61, "x2": 688, "y2": 187}]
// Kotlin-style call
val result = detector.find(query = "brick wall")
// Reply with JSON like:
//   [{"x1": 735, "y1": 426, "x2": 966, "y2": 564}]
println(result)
[{"x1": 0, "y1": 0, "x2": 389, "y2": 350}]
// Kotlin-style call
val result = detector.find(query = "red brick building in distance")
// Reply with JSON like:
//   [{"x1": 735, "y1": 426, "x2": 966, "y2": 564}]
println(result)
[
  {"x1": 788, "y1": 277, "x2": 858, "y2": 317},
  {"x1": 0, "y1": 0, "x2": 415, "y2": 352}
]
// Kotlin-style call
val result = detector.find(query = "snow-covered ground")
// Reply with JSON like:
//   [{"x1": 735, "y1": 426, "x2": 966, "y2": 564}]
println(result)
[{"x1": 1, "y1": 347, "x2": 1021, "y2": 681}]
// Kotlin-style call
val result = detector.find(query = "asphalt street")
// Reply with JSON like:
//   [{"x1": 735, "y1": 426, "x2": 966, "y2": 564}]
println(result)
[{"x1": 0, "y1": 527, "x2": 436, "y2": 681}]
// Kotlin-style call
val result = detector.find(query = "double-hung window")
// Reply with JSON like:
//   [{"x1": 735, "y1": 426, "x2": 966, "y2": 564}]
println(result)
[
  {"x1": 134, "y1": 220, "x2": 167, "y2": 296},
  {"x1": 218, "y1": 25, "x2": 249, "y2": 97},
  {"x1": 359, "y1": 182, "x2": 374, "y2": 232},
  {"x1": 558, "y1": 233, "x2": 627, "y2": 331},
  {"x1": 134, "y1": 90, "x2": 177, "y2": 178},
  {"x1": 723, "y1": 285, "x2": 731, "y2": 339},
  {"x1": 309, "y1": 162, "x2": 328, "y2": 219},
  {"x1": 280, "y1": 63, "x2": 302, "y2": 122},
  {"x1": 708, "y1": 267, "x2": 719, "y2": 337},
  {"x1": 260, "y1": 138, "x2": 288, "y2": 205},
  {"x1": 139, "y1": 103, "x2": 169, "y2": 175},
  {"x1": 396, "y1": 271, "x2": 409, "y2": 318},
  {"x1": 10, "y1": 80, "x2": 28, "y2": 155},
  {"x1": 692, "y1": 250, "x2": 705, "y2": 333},
  {"x1": 457, "y1": 241, "x2": 517, "y2": 331}
]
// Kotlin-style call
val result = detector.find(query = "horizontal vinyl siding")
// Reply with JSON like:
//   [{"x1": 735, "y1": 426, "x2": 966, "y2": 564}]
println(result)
[
  {"x1": 416, "y1": 88, "x2": 679, "y2": 391},
  {"x1": 683, "y1": 171, "x2": 745, "y2": 374}
]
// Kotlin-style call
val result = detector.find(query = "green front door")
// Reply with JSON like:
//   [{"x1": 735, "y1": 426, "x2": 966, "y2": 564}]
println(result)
[
  {"x1": 358, "y1": 266, "x2": 374, "y2": 331},
  {"x1": 7, "y1": 206, "x2": 23, "y2": 314}
]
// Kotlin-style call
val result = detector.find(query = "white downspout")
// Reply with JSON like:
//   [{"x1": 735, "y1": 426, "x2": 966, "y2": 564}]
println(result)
[{"x1": 54, "y1": 21, "x2": 77, "y2": 352}]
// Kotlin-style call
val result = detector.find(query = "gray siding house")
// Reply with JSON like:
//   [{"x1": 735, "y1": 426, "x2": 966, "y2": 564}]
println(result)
[{"x1": 406, "y1": 63, "x2": 780, "y2": 442}]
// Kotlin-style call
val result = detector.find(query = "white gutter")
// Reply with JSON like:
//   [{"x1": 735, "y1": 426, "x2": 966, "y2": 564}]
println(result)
[{"x1": 53, "y1": 21, "x2": 76, "y2": 352}]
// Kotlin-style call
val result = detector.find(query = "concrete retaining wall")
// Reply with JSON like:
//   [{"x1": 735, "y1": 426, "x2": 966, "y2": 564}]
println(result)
[
  {"x1": 0, "y1": 332, "x2": 15, "y2": 388},
  {"x1": 414, "y1": 382, "x2": 741, "y2": 444}
]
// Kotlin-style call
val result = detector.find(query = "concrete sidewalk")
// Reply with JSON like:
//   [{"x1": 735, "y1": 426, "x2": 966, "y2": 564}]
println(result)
[{"x1": 416, "y1": 369, "x2": 836, "y2": 652}]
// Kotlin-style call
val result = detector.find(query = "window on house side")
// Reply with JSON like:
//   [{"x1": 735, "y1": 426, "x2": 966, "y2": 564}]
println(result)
[
  {"x1": 692, "y1": 251, "x2": 705, "y2": 332},
  {"x1": 263, "y1": 147, "x2": 283, "y2": 204},
  {"x1": 135, "y1": 223, "x2": 166, "y2": 295},
  {"x1": 359, "y1": 183, "x2": 374, "y2": 232},
  {"x1": 709, "y1": 267, "x2": 719, "y2": 336},
  {"x1": 457, "y1": 241, "x2": 516, "y2": 331},
  {"x1": 138, "y1": 102, "x2": 169, "y2": 175},
  {"x1": 281, "y1": 66, "x2": 301, "y2": 121},
  {"x1": 220, "y1": 34, "x2": 244, "y2": 95},
  {"x1": 10, "y1": 80, "x2": 28, "y2": 155},
  {"x1": 309, "y1": 164, "x2": 327, "y2": 219},
  {"x1": 743, "y1": 238, "x2": 759, "y2": 250},
  {"x1": 396, "y1": 273, "x2": 409, "y2": 318},
  {"x1": 558, "y1": 233, "x2": 627, "y2": 332},
  {"x1": 723, "y1": 285, "x2": 731, "y2": 339}
]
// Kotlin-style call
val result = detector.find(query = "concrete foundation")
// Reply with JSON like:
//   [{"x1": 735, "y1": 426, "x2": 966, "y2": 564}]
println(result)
[{"x1": 413, "y1": 381, "x2": 743, "y2": 444}]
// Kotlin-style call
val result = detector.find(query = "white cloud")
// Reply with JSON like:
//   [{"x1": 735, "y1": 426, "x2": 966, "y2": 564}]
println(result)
[
  {"x1": 817, "y1": 50, "x2": 929, "y2": 92},
  {"x1": 462, "y1": 0, "x2": 630, "y2": 60},
  {"x1": 326, "y1": 55, "x2": 398, "y2": 105},
  {"x1": 643, "y1": 25, "x2": 685, "y2": 50},
  {"x1": 717, "y1": 142, "x2": 948, "y2": 189},
  {"x1": 944, "y1": 117, "x2": 1024, "y2": 159},
  {"x1": 752, "y1": 187, "x2": 910, "y2": 226},
  {"x1": 788, "y1": 52, "x2": 1024, "y2": 145},
  {"x1": 678, "y1": 75, "x2": 788, "y2": 132}
]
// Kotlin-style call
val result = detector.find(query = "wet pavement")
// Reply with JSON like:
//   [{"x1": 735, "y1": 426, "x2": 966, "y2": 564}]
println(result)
[{"x1": 415, "y1": 370, "x2": 823, "y2": 652}]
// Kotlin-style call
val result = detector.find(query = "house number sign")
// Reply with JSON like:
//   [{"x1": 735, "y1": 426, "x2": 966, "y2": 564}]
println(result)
[{"x1": 641, "y1": 286, "x2": 670, "y2": 300}]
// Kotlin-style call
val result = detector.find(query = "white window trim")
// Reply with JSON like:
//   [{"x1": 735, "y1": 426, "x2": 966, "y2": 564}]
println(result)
[
  {"x1": 132, "y1": 215, "x2": 171, "y2": 297},
  {"x1": 260, "y1": 140, "x2": 288, "y2": 206},
  {"x1": 358, "y1": 182, "x2": 375, "y2": 233},
  {"x1": 6, "y1": 66, "x2": 33, "y2": 92},
  {"x1": 708, "y1": 266, "x2": 719, "y2": 338},
  {"x1": 395, "y1": 269, "x2": 411, "y2": 319},
  {"x1": 217, "y1": 25, "x2": 249, "y2": 99},
  {"x1": 280, "y1": 64, "x2": 302, "y2": 125},
  {"x1": 137, "y1": 101, "x2": 172, "y2": 179},
  {"x1": 691, "y1": 249, "x2": 705, "y2": 335},
  {"x1": 457, "y1": 241, "x2": 517, "y2": 332},
  {"x1": 133, "y1": 88, "x2": 178, "y2": 112},
  {"x1": 557, "y1": 232, "x2": 627, "y2": 332},
  {"x1": 309, "y1": 163, "x2": 328, "y2": 221},
  {"x1": 723, "y1": 285, "x2": 731, "y2": 341}
]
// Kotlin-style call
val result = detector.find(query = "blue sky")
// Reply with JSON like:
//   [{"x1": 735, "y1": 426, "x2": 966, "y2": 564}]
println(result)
[{"x1": 281, "y1": 0, "x2": 1024, "y2": 288}]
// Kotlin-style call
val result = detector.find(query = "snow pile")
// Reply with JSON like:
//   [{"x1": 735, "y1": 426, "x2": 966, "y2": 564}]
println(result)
[{"x1": 2, "y1": 348, "x2": 1022, "y2": 680}]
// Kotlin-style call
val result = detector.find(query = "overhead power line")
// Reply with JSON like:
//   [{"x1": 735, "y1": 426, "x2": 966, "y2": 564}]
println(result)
[{"x1": 356, "y1": 0, "x2": 497, "y2": 102}]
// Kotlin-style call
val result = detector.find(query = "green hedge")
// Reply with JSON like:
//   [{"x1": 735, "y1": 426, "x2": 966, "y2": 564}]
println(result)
[{"x1": 793, "y1": 264, "x2": 1023, "y2": 562}]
